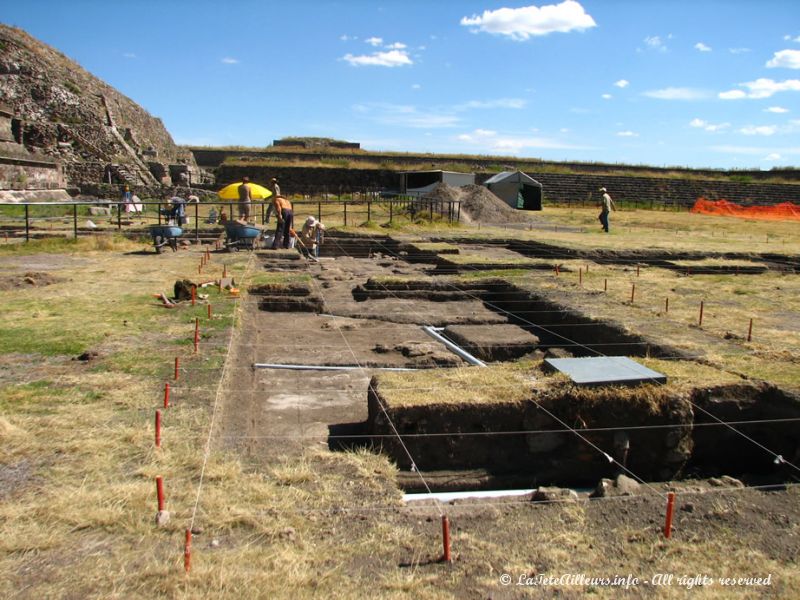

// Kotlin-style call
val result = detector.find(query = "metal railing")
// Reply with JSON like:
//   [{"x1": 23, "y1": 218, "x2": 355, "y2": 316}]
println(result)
[{"x1": 0, "y1": 196, "x2": 462, "y2": 242}]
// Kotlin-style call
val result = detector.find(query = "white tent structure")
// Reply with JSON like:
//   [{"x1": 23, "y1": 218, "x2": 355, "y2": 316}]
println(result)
[{"x1": 483, "y1": 171, "x2": 543, "y2": 211}]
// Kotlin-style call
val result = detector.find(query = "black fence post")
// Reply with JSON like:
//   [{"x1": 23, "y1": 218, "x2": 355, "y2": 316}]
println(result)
[
  {"x1": 367, "y1": 201, "x2": 371, "y2": 223},
  {"x1": 429, "y1": 200, "x2": 433, "y2": 222},
  {"x1": 25, "y1": 203, "x2": 29, "y2": 242},
  {"x1": 318, "y1": 201, "x2": 321, "y2": 222},
  {"x1": 73, "y1": 204, "x2": 78, "y2": 239},
  {"x1": 194, "y1": 202, "x2": 199, "y2": 242},
  {"x1": 117, "y1": 203, "x2": 122, "y2": 230},
  {"x1": 344, "y1": 202, "x2": 347, "y2": 227},
  {"x1": 389, "y1": 201, "x2": 393, "y2": 224}
]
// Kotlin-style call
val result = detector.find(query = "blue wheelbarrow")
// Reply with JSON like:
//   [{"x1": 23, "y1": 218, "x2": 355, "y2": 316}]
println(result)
[
  {"x1": 150, "y1": 224, "x2": 183, "y2": 253},
  {"x1": 224, "y1": 221, "x2": 264, "y2": 251}
]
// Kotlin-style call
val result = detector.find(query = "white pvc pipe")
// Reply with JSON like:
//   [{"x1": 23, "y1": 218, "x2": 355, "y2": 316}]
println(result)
[
  {"x1": 404, "y1": 489, "x2": 534, "y2": 502},
  {"x1": 422, "y1": 325, "x2": 487, "y2": 367},
  {"x1": 253, "y1": 363, "x2": 417, "y2": 372}
]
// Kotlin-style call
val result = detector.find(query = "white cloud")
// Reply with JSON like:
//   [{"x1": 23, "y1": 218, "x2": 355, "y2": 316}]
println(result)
[
  {"x1": 342, "y1": 49, "x2": 413, "y2": 67},
  {"x1": 766, "y1": 49, "x2": 800, "y2": 69},
  {"x1": 560, "y1": 127, "x2": 570, "y2": 133},
  {"x1": 614, "y1": 79, "x2": 629, "y2": 88},
  {"x1": 783, "y1": 34, "x2": 800, "y2": 43},
  {"x1": 354, "y1": 103, "x2": 458, "y2": 128},
  {"x1": 123, "y1": 52, "x2": 137, "y2": 59},
  {"x1": 764, "y1": 153, "x2": 782, "y2": 161},
  {"x1": 601, "y1": 93, "x2": 612, "y2": 100},
  {"x1": 765, "y1": 106, "x2": 789, "y2": 113},
  {"x1": 411, "y1": 83, "x2": 421, "y2": 90},
  {"x1": 459, "y1": 128, "x2": 498, "y2": 142},
  {"x1": 690, "y1": 118, "x2": 730, "y2": 132},
  {"x1": 456, "y1": 98, "x2": 527, "y2": 110},
  {"x1": 740, "y1": 125, "x2": 778, "y2": 136},
  {"x1": 694, "y1": 42, "x2": 712, "y2": 52},
  {"x1": 456, "y1": 128, "x2": 592, "y2": 152},
  {"x1": 643, "y1": 87, "x2": 709, "y2": 100},
  {"x1": 719, "y1": 90, "x2": 747, "y2": 100},
  {"x1": 460, "y1": 1, "x2": 596, "y2": 41},
  {"x1": 365, "y1": 37, "x2": 384, "y2": 47},
  {"x1": 221, "y1": 57, "x2": 239, "y2": 64},
  {"x1": 729, "y1": 47, "x2": 751, "y2": 54},
  {"x1": 616, "y1": 130, "x2": 639, "y2": 137},
  {"x1": 644, "y1": 35, "x2": 667, "y2": 52},
  {"x1": 709, "y1": 145, "x2": 800, "y2": 157},
  {"x1": 340, "y1": 34, "x2": 356, "y2": 41},
  {"x1": 719, "y1": 78, "x2": 800, "y2": 99},
  {"x1": 385, "y1": 42, "x2": 407, "y2": 50}
]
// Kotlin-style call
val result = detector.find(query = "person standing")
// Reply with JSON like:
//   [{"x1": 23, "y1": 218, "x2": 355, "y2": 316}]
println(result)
[
  {"x1": 265, "y1": 178, "x2": 280, "y2": 223},
  {"x1": 599, "y1": 187, "x2": 616, "y2": 233},
  {"x1": 122, "y1": 184, "x2": 133, "y2": 213},
  {"x1": 237, "y1": 176, "x2": 252, "y2": 222},
  {"x1": 271, "y1": 195, "x2": 294, "y2": 249}
]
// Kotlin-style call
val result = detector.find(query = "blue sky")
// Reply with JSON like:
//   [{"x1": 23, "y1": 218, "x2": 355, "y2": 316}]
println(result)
[{"x1": 3, "y1": 0, "x2": 800, "y2": 168}]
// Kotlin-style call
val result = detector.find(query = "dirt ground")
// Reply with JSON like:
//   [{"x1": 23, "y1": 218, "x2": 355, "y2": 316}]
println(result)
[
  {"x1": 2, "y1": 231, "x2": 799, "y2": 599},
  {"x1": 211, "y1": 240, "x2": 800, "y2": 597}
]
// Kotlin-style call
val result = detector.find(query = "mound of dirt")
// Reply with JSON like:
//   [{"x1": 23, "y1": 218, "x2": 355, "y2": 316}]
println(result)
[
  {"x1": 424, "y1": 183, "x2": 534, "y2": 224},
  {"x1": 0, "y1": 272, "x2": 62, "y2": 291}
]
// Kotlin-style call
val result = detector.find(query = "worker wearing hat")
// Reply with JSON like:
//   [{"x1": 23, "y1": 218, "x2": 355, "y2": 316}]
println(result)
[
  {"x1": 265, "y1": 178, "x2": 280, "y2": 223},
  {"x1": 298, "y1": 215, "x2": 326, "y2": 257},
  {"x1": 599, "y1": 187, "x2": 616, "y2": 233}
]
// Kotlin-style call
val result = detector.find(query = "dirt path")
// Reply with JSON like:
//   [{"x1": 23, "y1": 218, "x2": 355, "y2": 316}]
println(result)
[{"x1": 215, "y1": 252, "x2": 509, "y2": 465}]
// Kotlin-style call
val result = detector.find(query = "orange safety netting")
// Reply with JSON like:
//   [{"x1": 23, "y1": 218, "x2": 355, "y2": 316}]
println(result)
[{"x1": 691, "y1": 198, "x2": 800, "y2": 221}]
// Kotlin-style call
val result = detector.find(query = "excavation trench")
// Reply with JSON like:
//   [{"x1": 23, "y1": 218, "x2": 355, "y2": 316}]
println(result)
[
  {"x1": 243, "y1": 240, "x2": 799, "y2": 493},
  {"x1": 368, "y1": 378, "x2": 800, "y2": 493}
]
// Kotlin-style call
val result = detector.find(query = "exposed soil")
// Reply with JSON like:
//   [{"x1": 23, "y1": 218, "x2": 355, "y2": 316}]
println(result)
[
  {"x1": 210, "y1": 233, "x2": 800, "y2": 597},
  {"x1": 0, "y1": 271, "x2": 63, "y2": 290},
  {"x1": 425, "y1": 183, "x2": 537, "y2": 224}
]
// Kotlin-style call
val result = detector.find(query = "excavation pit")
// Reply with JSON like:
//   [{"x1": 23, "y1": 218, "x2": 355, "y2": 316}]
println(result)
[
  {"x1": 365, "y1": 361, "x2": 800, "y2": 492},
  {"x1": 250, "y1": 282, "x2": 324, "y2": 312},
  {"x1": 442, "y1": 324, "x2": 540, "y2": 362}
]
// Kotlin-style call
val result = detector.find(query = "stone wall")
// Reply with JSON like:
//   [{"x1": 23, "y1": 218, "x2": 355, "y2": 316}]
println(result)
[
  {"x1": 216, "y1": 164, "x2": 398, "y2": 194},
  {"x1": 191, "y1": 147, "x2": 800, "y2": 182},
  {"x1": 214, "y1": 164, "x2": 800, "y2": 207},
  {"x1": 75, "y1": 183, "x2": 217, "y2": 201},
  {"x1": 0, "y1": 156, "x2": 63, "y2": 189},
  {"x1": 489, "y1": 172, "x2": 800, "y2": 208}
]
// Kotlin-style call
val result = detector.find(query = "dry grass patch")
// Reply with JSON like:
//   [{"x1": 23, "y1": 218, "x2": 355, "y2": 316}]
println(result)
[{"x1": 375, "y1": 362, "x2": 537, "y2": 408}]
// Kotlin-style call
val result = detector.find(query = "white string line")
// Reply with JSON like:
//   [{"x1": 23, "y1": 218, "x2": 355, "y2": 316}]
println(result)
[
  {"x1": 188, "y1": 252, "x2": 255, "y2": 531},
  {"x1": 303, "y1": 256, "x2": 444, "y2": 517},
  {"x1": 421, "y1": 238, "x2": 795, "y2": 276},
  {"x1": 355, "y1": 237, "x2": 800, "y2": 475},
  {"x1": 374, "y1": 232, "x2": 792, "y2": 350},
  {"x1": 194, "y1": 481, "x2": 800, "y2": 517},
  {"x1": 203, "y1": 416, "x2": 800, "y2": 439},
  {"x1": 9, "y1": 220, "x2": 797, "y2": 261},
  {"x1": 388, "y1": 259, "x2": 800, "y2": 474},
  {"x1": 164, "y1": 347, "x2": 789, "y2": 362},
  {"x1": 315, "y1": 246, "x2": 664, "y2": 500}
]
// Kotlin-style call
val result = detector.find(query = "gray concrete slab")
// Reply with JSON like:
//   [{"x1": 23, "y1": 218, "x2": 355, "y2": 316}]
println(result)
[{"x1": 544, "y1": 356, "x2": 667, "y2": 387}]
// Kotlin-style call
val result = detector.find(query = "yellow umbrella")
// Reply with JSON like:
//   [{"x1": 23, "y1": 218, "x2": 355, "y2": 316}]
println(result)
[{"x1": 218, "y1": 181, "x2": 273, "y2": 200}]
